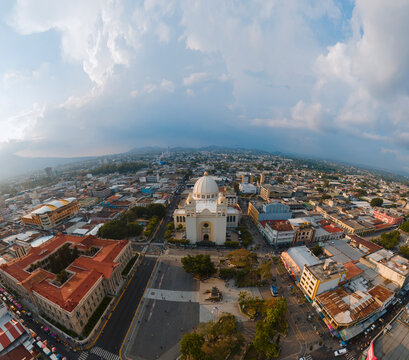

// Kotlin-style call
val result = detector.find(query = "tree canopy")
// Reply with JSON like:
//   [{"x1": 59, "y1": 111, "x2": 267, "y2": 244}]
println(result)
[
  {"x1": 254, "y1": 297, "x2": 287, "y2": 359},
  {"x1": 373, "y1": 230, "x2": 400, "y2": 250},
  {"x1": 181, "y1": 254, "x2": 216, "y2": 279},
  {"x1": 370, "y1": 198, "x2": 383, "y2": 207},
  {"x1": 400, "y1": 221, "x2": 409, "y2": 233},
  {"x1": 180, "y1": 315, "x2": 243, "y2": 360}
]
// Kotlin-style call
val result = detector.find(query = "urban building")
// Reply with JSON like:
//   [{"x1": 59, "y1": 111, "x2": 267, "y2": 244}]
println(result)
[
  {"x1": 315, "y1": 284, "x2": 393, "y2": 330},
  {"x1": 239, "y1": 183, "x2": 257, "y2": 194},
  {"x1": 248, "y1": 200, "x2": 292, "y2": 225},
  {"x1": 259, "y1": 220, "x2": 294, "y2": 247},
  {"x1": 0, "y1": 301, "x2": 32, "y2": 357},
  {"x1": 0, "y1": 234, "x2": 132, "y2": 335},
  {"x1": 372, "y1": 208, "x2": 404, "y2": 225},
  {"x1": 89, "y1": 187, "x2": 111, "y2": 199},
  {"x1": 361, "y1": 249, "x2": 409, "y2": 287},
  {"x1": 259, "y1": 184, "x2": 292, "y2": 200},
  {"x1": 21, "y1": 198, "x2": 79, "y2": 230},
  {"x1": 173, "y1": 173, "x2": 241, "y2": 245},
  {"x1": 300, "y1": 259, "x2": 347, "y2": 300},
  {"x1": 290, "y1": 220, "x2": 315, "y2": 245},
  {"x1": 281, "y1": 246, "x2": 320, "y2": 281}
]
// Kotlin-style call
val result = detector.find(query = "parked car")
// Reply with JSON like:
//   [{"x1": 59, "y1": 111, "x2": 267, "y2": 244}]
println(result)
[{"x1": 334, "y1": 348, "x2": 347, "y2": 357}]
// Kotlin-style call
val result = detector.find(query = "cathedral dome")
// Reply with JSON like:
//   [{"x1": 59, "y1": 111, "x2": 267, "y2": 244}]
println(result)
[{"x1": 193, "y1": 172, "x2": 219, "y2": 200}]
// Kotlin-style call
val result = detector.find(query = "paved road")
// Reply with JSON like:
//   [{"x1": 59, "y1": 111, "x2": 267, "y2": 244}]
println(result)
[
  {"x1": 123, "y1": 258, "x2": 199, "y2": 360},
  {"x1": 76, "y1": 256, "x2": 157, "y2": 360}
]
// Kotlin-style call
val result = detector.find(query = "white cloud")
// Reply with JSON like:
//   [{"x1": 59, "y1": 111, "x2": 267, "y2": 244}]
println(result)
[
  {"x1": 9, "y1": 0, "x2": 144, "y2": 86},
  {"x1": 185, "y1": 88, "x2": 195, "y2": 96},
  {"x1": 160, "y1": 79, "x2": 175, "y2": 93},
  {"x1": 139, "y1": 79, "x2": 175, "y2": 95},
  {"x1": 251, "y1": 101, "x2": 324, "y2": 132},
  {"x1": 183, "y1": 72, "x2": 208, "y2": 86},
  {"x1": 156, "y1": 22, "x2": 170, "y2": 43}
]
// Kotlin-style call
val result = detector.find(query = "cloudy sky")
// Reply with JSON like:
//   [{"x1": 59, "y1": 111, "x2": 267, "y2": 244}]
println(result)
[{"x1": 1, "y1": 0, "x2": 409, "y2": 174}]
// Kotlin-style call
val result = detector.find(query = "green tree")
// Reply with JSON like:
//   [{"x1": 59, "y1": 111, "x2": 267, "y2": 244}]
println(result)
[
  {"x1": 400, "y1": 221, "x2": 409, "y2": 233},
  {"x1": 399, "y1": 245, "x2": 409, "y2": 259},
  {"x1": 370, "y1": 198, "x2": 383, "y2": 207},
  {"x1": 254, "y1": 297, "x2": 287, "y2": 358},
  {"x1": 180, "y1": 333, "x2": 206, "y2": 360},
  {"x1": 320, "y1": 194, "x2": 331, "y2": 201},
  {"x1": 373, "y1": 230, "x2": 400, "y2": 249},
  {"x1": 311, "y1": 244, "x2": 323, "y2": 257},
  {"x1": 181, "y1": 255, "x2": 217, "y2": 279}
]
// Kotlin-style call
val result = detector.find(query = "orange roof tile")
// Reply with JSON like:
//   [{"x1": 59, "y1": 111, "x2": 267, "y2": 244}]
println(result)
[{"x1": 0, "y1": 234, "x2": 128, "y2": 312}]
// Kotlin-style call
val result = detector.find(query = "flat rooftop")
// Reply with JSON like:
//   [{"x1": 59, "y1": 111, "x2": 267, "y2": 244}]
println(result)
[
  {"x1": 367, "y1": 250, "x2": 409, "y2": 276},
  {"x1": 373, "y1": 307, "x2": 409, "y2": 360}
]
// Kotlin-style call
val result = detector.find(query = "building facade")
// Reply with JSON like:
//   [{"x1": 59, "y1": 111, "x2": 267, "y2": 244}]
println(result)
[
  {"x1": 0, "y1": 234, "x2": 132, "y2": 335},
  {"x1": 173, "y1": 173, "x2": 241, "y2": 245},
  {"x1": 21, "y1": 198, "x2": 79, "y2": 230},
  {"x1": 300, "y1": 259, "x2": 347, "y2": 300}
]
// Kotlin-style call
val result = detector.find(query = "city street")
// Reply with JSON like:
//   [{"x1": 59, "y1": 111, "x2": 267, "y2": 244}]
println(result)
[{"x1": 78, "y1": 256, "x2": 157, "y2": 360}]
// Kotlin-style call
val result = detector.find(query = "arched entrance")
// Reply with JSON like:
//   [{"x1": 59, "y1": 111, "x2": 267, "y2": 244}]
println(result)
[{"x1": 201, "y1": 222, "x2": 212, "y2": 242}]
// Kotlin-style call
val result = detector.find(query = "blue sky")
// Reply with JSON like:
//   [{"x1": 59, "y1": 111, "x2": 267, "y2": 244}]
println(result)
[{"x1": 1, "y1": 0, "x2": 409, "y2": 174}]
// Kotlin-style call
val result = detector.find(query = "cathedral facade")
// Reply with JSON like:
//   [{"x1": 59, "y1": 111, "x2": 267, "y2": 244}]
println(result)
[{"x1": 174, "y1": 173, "x2": 240, "y2": 245}]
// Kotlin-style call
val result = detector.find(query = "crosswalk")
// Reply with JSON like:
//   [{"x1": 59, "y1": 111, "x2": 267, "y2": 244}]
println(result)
[
  {"x1": 346, "y1": 352, "x2": 356, "y2": 360},
  {"x1": 90, "y1": 346, "x2": 120, "y2": 360},
  {"x1": 77, "y1": 352, "x2": 89, "y2": 360},
  {"x1": 303, "y1": 355, "x2": 313, "y2": 360}
]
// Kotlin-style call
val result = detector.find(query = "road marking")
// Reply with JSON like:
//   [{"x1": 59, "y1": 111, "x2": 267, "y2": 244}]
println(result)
[
  {"x1": 144, "y1": 288, "x2": 197, "y2": 302},
  {"x1": 77, "y1": 352, "x2": 89, "y2": 360},
  {"x1": 119, "y1": 257, "x2": 159, "y2": 360},
  {"x1": 346, "y1": 352, "x2": 356, "y2": 360},
  {"x1": 91, "y1": 346, "x2": 120, "y2": 360}
]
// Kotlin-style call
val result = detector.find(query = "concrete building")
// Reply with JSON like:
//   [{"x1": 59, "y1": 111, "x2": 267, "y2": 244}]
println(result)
[
  {"x1": 173, "y1": 173, "x2": 241, "y2": 245},
  {"x1": 248, "y1": 200, "x2": 292, "y2": 225},
  {"x1": 0, "y1": 234, "x2": 132, "y2": 335},
  {"x1": 259, "y1": 220, "x2": 294, "y2": 247},
  {"x1": 281, "y1": 246, "x2": 320, "y2": 281},
  {"x1": 290, "y1": 220, "x2": 315, "y2": 245},
  {"x1": 300, "y1": 259, "x2": 347, "y2": 300},
  {"x1": 259, "y1": 184, "x2": 292, "y2": 200},
  {"x1": 21, "y1": 198, "x2": 79, "y2": 230},
  {"x1": 315, "y1": 284, "x2": 393, "y2": 330},
  {"x1": 372, "y1": 208, "x2": 404, "y2": 225},
  {"x1": 361, "y1": 249, "x2": 409, "y2": 288},
  {"x1": 89, "y1": 187, "x2": 111, "y2": 199},
  {"x1": 239, "y1": 183, "x2": 257, "y2": 194}
]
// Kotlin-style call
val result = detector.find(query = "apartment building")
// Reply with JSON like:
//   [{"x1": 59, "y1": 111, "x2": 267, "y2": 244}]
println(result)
[{"x1": 300, "y1": 259, "x2": 347, "y2": 300}]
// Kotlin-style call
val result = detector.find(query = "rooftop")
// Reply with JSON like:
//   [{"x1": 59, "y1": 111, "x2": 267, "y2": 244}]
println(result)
[
  {"x1": 367, "y1": 250, "x2": 409, "y2": 276},
  {"x1": 0, "y1": 234, "x2": 128, "y2": 312},
  {"x1": 316, "y1": 285, "x2": 392, "y2": 327}
]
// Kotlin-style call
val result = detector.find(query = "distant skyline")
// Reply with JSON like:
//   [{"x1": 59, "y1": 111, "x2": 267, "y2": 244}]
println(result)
[{"x1": 1, "y1": 1, "x2": 409, "y2": 174}]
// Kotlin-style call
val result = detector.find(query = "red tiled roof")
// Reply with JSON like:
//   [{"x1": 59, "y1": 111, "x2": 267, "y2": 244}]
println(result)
[
  {"x1": 0, "y1": 234, "x2": 128, "y2": 312},
  {"x1": 260, "y1": 220, "x2": 293, "y2": 231},
  {"x1": 321, "y1": 224, "x2": 343, "y2": 233},
  {"x1": 343, "y1": 261, "x2": 363, "y2": 281}
]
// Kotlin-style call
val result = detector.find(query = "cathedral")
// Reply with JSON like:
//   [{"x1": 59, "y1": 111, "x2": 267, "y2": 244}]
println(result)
[{"x1": 174, "y1": 172, "x2": 241, "y2": 245}]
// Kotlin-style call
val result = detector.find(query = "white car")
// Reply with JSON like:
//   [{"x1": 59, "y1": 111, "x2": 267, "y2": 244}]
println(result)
[{"x1": 334, "y1": 348, "x2": 347, "y2": 356}]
